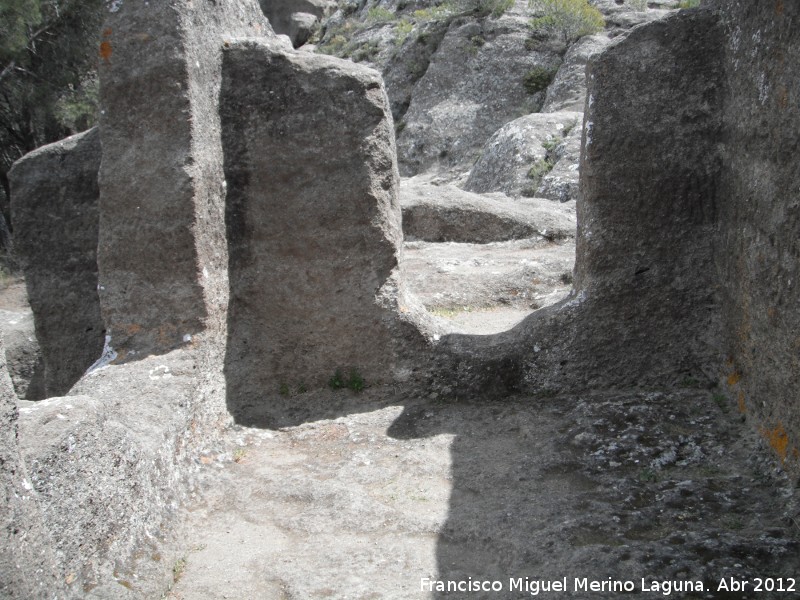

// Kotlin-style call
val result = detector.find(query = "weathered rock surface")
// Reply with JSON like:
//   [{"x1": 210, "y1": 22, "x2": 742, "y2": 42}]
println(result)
[
  {"x1": 17, "y1": 349, "x2": 200, "y2": 598},
  {"x1": 382, "y1": 20, "x2": 449, "y2": 123},
  {"x1": 541, "y1": 34, "x2": 609, "y2": 113},
  {"x1": 463, "y1": 111, "x2": 582, "y2": 198},
  {"x1": 97, "y1": 0, "x2": 279, "y2": 357},
  {"x1": 401, "y1": 176, "x2": 575, "y2": 242},
  {"x1": 404, "y1": 237, "x2": 574, "y2": 314},
  {"x1": 0, "y1": 339, "x2": 61, "y2": 599},
  {"x1": 8, "y1": 128, "x2": 103, "y2": 398},
  {"x1": 0, "y1": 308, "x2": 43, "y2": 400},
  {"x1": 396, "y1": 11, "x2": 561, "y2": 177},
  {"x1": 708, "y1": 0, "x2": 800, "y2": 479},
  {"x1": 220, "y1": 41, "x2": 431, "y2": 419},
  {"x1": 536, "y1": 119, "x2": 583, "y2": 202}
]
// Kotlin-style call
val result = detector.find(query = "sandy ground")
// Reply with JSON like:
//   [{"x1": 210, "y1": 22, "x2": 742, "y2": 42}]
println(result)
[{"x1": 165, "y1": 390, "x2": 800, "y2": 600}]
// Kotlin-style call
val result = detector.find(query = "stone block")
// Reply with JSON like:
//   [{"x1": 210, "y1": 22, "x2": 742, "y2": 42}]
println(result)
[
  {"x1": 220, "y1": 41, "x2": 420, "y2": 415},
  {"x1": 9, "y1": 128, "x2": 104, "y2": 398},
  {"x1": 97, "y1": 0, "x2": 279, "y2": 358}
]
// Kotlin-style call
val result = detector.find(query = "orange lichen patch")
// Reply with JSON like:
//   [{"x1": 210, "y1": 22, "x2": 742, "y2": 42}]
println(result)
[
  {"x1": 737, "y1": 391, "x2": 747, "y2": 414},
  {"x1": 727, "y1": 371, "x2": 741, "y2": 386},
  {"x1": 760, "y1": 423, "x2": 790, "y2": 462},
  {"x1": 123, "y1": 323, "x2": 142, "y2": 335},
  {"x1": 102, "y1": 28, "x2": 112, "y2": 38},
  {"x1": 156, "y1": 324, "x2": 178, "y2": 347},
  {"x1": 100, "y1": 41, "x2": 113, "y2": 63}
]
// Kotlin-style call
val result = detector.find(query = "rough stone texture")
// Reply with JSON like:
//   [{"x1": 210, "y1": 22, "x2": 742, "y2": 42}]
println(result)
[
  {"x1": 395, "y1": 12, "x2": 562, "y2": 177},
  {"x1": 97, "y1": 0, "x2": 279, "y2": 358},
  {"x1": 541, "y1": 34, "x2": 609, "y2": 113},
  {"x1": 0, "y1": 339, "x2": 61, "y2": 599},
  {"x1": 401, "y1": 177, "x2": 575, "y2": 242},
  {"x1": 463, "y1": 111, "x2": 582, "y2": 198},
  {"x1": 220, "y1": 41, "x2": 432, "y2": 420},
  {"x1": 536, "y1": 119, "x2": 583, "y2": 202},
  {"x1": 8, "y1": 128, "x2": 104, "y2": 398},
  {"x1": 0, "y1": 309, "x2": 44, "y2": 400},
  {"x1": 435, "y1": 10, "x2": 725, "y2": 397},
  {"x1": 404, "y1": 237, "x2": 574, "y2": 313},
  {"x1": 17, "y1": 350, "x2": 199, "y2": 598},
  {"x1": 382, "y1": 20, "x2": 449, "y2": 123},
  {"x1": 707, "y1": 0, "x2": 800, "y2": 478}
]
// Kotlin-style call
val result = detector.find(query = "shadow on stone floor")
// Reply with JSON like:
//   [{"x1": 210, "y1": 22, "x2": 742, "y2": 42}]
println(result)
[{"x1": 387, "y1": 391, "x2": 800, "y2": 599}]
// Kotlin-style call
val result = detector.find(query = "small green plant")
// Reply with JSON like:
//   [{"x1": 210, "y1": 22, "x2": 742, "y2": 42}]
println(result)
[
  {"x1": 233, "y1": 447, "x2": 247, "y2": 463},
  {"x1": 542, "y1": 135, "x2": 561, "y2": 153},
  {"x1": 351, "y1": 40, "x2": 381, "y2": 62},
  {"x1": 482, "y1": 0, "x2": 516, "y2": 18},
  {"x1": 279, "y1": 383, "x2": 290, "y2": 396},
  {"x1": 528, "y1": 157, "x2": 555, "y2": 180},
  {"x1": 346, "y1": 370, "x2": 365, "y2": 393},
  {"x1": 329, "y1": 369, "x2": 365, "y2": 392},
  {"x1": 638, "y1": 468, "x2": 658, "y2": 483},
  {"x1": 413, "y1": 2, "x2": 456, "y2": 21},
  {"x1": 467, "y1": 35, "x2": 485, "y2": 55},
  {"x1": 528, "y1": 0, "x2": 605, "y2": 43},
  {"x1": 712, "y1": 393, "x2": 729, "y2": 414},
  {"x1": 297, "y1": 383, "x2": 307, "y2": 394},
  {"x1": 677, "y1": 0, "x2": 699, "y2": 7},
  {"x1": 627, "y1": 0, "x2": 648, "y2": 11},
  {"x1": 722, "y1": 515, "x2": 744, "y2": 531},
  {"x1": 367, "y1": 6, "x2": 396, "y2": 22},
  {"x1": 395, "y1": 18, "x2": 414, "y2": 45},
  {"x1": 318, "y1": 33, "x2": 349, "y2": 55},
  {"x1": 680, "y1": 376, "x2": 701, "y2": 388},
  {"x1": 329, "y1": 369, "x2": 346, "y2": 390},
  {"x1": 562, "y1": 118, "x2": 578, "y2": 136},
  {"x1": 172, "y1": 557, "x2": 187, "y2": 583},
  {"x1": 523, "y1": 65, "x2": 558, "y2": 94}
]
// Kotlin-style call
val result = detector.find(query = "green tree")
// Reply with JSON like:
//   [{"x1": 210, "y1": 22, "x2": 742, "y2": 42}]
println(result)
[
  {"x1": 528, "y1": 0, "x2": 605, "y2": 43},
  {"x1": 0, "y1": 0, "x2": 103, "y2": 251}
]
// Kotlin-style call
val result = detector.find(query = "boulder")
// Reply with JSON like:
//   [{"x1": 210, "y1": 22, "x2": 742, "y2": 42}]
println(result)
[
  {"x1": 463, "y1": 111, "x2": 582, "y2": 198},
  {"x1": 220, "y1": 41, "x2": 430, "y2": 418},
  {"x1": 401, "y1": 177, "x2": 575, "y2": 243},
  {"x1": 260, "y1": 0, "x2": 334, "y2": 46},
  {"x1": 288, "y1": 11, "x2": 319, "y2": 46},
  {"x1": 8, "y1": 128, "x2": 104, "y2": 398}
]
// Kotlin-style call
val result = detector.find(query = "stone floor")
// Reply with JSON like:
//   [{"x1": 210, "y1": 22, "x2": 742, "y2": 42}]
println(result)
[{"x1": 165, "y1": 389, "x2": 800, "y2": 599}]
